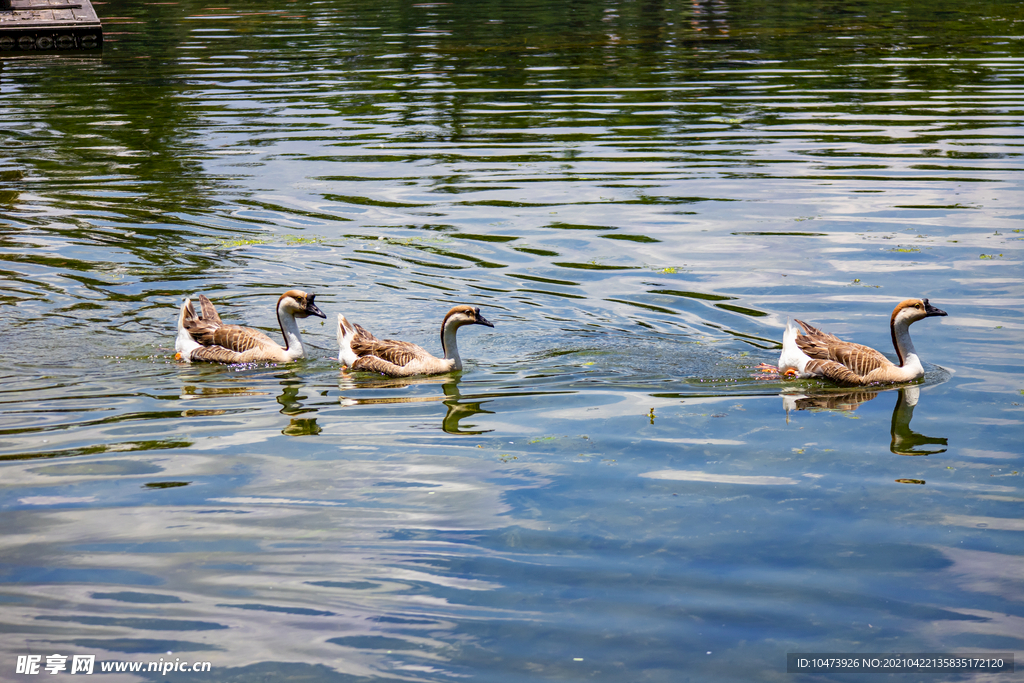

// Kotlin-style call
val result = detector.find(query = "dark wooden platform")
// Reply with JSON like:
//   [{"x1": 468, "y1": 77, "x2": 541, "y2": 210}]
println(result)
[{"x1": 0, "y1": 0, "x2": 102, "y2": 54}]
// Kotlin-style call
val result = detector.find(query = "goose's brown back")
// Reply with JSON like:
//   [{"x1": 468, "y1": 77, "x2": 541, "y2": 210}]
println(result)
[
  {"x1": 187, "y1": 322, "x2": 279, "y2": 354},
  {"x1": 794, "y1": 319, "x2": 894, "y2": 377},
  {"x1": 348, "y1": 324, "x2": 439, "y2": 375},
  {"x1": 182, "y1": 296, "x2": 287, "y2": 363}
]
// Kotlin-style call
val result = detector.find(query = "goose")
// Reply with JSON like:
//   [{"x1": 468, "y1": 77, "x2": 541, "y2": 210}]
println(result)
[
  {"x1": 175, "y1": 289, "x2": 326, "y2": 364},
  {"x1": 337, "y1": 305, "x2": 493, "y2": 377},
  {"x1": 765, "y1": 298, "x2": 946, "y2": 386}
]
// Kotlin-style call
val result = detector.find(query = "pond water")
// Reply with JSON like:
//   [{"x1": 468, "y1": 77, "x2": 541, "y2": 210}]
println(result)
[{"x1": 1, "y1": 0, "x2": 1022, "y2": 680}]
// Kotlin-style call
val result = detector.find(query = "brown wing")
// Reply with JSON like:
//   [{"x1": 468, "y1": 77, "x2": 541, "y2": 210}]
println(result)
[
  {"x1": 803, "y1": 358, "x2": 871, "y2": 387},
  {"x1": 351, "y1": 338, "x2": 430, "y2": 368},
  {"x1": 794, "y1": 319, "x2": 894, "y2": 377},
  {"x1": 197, "y1": 295, "x2": 224, "y2": 325},
  {"x1": 185, "y1": 321, "x2": 279, "y2": 355},
  {"x1": 347, "y1": 322, "x2": 430, "y2": 369},
  {"x1": 189, "y1": 345, "x2": 252, "y2": 364},
  {"x1": 351, "y1": 355, "x2": 414, "y2": 376}
]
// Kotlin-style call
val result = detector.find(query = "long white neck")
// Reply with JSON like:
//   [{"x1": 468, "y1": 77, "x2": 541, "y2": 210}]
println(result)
[
  {"x1": 441, "y1": 321, "x2": 463, "y2": 370},
  {"x1": 278, "y1": 306, "x2": 306, "y2": 361},
  {"x1": 891, "y1": 319, "x2": 922, "y2": 375}
]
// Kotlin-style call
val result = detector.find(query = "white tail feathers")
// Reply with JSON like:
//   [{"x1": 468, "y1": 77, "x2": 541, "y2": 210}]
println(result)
[
  {"x1": 178, "y1": 298, "x2": 193, "y2": 329},
  {"x1": 777, "y1": 319, "x2": 810, "y2": 377},
  {"x1": 337, "y1": 314, "x2": 358, "y2": 365},
  {"x1": 174, "y1": 298, "x2": 201, "y2": 361}
]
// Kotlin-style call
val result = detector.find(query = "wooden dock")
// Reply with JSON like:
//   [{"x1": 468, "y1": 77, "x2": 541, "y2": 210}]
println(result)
[{"x1": 0, "y1": 0, "x2": 102, "y2": 54}]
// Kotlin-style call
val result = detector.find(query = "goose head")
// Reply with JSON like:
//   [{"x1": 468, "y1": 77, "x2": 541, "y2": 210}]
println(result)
[
  {"x1": 891, "y1": 298, "x2": 947, "y2": 327},
  {"x1": 279, "y1": 290, "x2": 327, "y2": 319},
  {"x1": 442, "y1": 305, "x2": 494, "y2": 331}
]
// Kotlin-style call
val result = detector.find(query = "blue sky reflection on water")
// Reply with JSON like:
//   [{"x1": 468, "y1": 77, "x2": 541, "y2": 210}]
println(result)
[{"x1": 0, "y1": 0, "x2": 1022, "y2": 680}]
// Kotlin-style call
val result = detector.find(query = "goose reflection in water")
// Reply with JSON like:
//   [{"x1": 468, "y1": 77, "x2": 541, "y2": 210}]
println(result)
[
  {"x1": 782, "y1": 385, "x2": 948, "y2": 457},
  {"x1": 276, "y1": 375, "x2": 323, "y2": 435},
  {"x1": 179, "y1": 371, "x2": 324, "y2": 436},
  {"x1": 337, "y1": 372, "x2": 493, "y2": 435}
]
